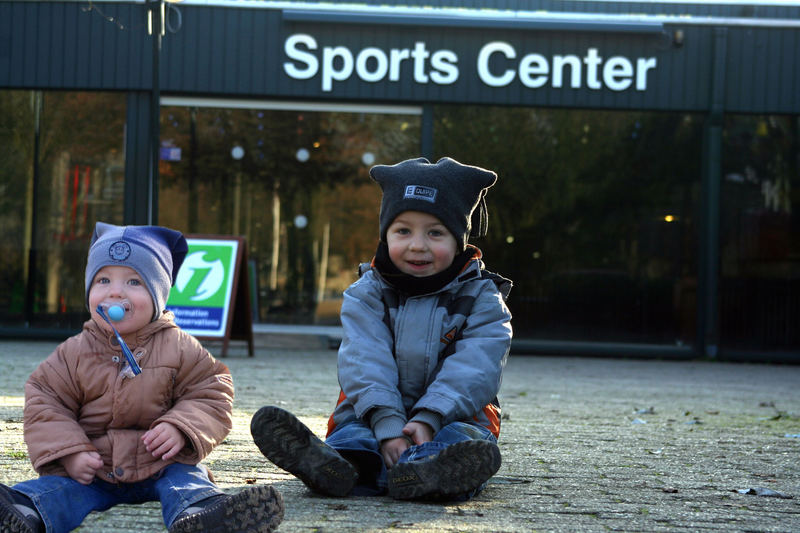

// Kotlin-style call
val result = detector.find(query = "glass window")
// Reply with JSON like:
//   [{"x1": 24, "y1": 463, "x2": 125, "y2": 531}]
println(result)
[
  {"x1": 434, "y1": 106, "x2": 702, "y2": 346},
  {"x1": 0, "y1": 91, "x2": 126, "y2": 329},
  {"x1": 158, "y1": 104, "x2": 420, "y2": 324},
  {"x1": 0, "y1": 92, "x2": 36, "y2": 325},
  {"x1": 720, "y1": 115, "x2": 799, "y2": 352}
]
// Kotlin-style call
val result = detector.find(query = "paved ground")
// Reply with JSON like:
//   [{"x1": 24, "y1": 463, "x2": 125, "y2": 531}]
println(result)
[{"x1": 1, "y1": 339, "x2": 799, "y2": 532}]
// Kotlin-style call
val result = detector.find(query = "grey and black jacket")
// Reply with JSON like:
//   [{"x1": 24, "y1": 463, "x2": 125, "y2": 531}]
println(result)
[{"x1": 326, "y1": 248, "x2": 512, "y2": 443}]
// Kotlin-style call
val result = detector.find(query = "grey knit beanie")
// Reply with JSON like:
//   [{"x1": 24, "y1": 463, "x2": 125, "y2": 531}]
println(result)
[
  {"x1": 85, "y1": 222, "x2": 188, "y2": 321},
  {"x1": 370, "y1": 157, "x2": 498, "y2": 250}
]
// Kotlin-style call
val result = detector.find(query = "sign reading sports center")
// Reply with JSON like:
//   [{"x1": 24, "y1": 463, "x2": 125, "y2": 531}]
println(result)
[
  {"x1": 1, "y1": 0, "x2": 799, "y2": 362},
  {"x1": 283, "y1": 35, "x2": 658, "y2": 92}
]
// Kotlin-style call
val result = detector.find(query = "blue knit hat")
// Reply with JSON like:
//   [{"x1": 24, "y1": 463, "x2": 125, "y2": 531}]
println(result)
[
  {"x1": 370, "y1": 157, "x2": 498, "y2": 250},
  {"x1": 85, "y1": 222, "x2": 188, "y2": 321}
]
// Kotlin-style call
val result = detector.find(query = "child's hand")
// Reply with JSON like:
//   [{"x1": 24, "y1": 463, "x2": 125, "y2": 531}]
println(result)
[
  {"x1": 380, "y1": 437, "x2": 411, "y2": 469},
  {"x1": 142, "y1": 422, "x2": 186, "y2": 460},
  {"x1": 61, "y1": 450, "x2": 103, "y2": 485},
  {"x1": 402, "y1": 421, "x2": 434, "y2": 445}
]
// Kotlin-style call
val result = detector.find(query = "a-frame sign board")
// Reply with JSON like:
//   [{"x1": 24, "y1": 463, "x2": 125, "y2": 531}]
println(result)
[{"x1": 166, "y1": 235, "x2": 254, "y2": 357}]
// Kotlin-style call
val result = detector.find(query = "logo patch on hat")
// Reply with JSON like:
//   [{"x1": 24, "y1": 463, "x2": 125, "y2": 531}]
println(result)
[
  {"x1": 404, "y1": 185, "x2": 437, "y2": 203},
  {"x1": 108, "y1": 241, "x2": 132, "y2": 262}
]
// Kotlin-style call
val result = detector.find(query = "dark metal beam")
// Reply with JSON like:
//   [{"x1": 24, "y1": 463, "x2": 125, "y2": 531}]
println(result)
[
  {"x1": 124, "y1": 92, "x2": 153, "y2": 225},
  {"x1": 148, "y1": 0, "x2": 163, "y2": 225},
  {"x1": 421, "y1": 105, "x2": 434, "y2": 160},
  {"x1": 698, "y1": 27, "x2": 727, "y2": 359}
]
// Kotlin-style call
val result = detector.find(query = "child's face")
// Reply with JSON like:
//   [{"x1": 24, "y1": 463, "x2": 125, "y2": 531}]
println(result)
[
  {"x1": 386, "y1": 211, "x2": 459, "y2": 277},
  {"x1": 88, "y1": 265, "x2": 154, "y2": 336}
]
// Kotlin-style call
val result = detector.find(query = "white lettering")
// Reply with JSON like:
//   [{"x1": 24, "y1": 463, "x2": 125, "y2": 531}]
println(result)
[
  {"x1": 411, "y1": 42, "x2": 430, "y2": 83},
  {"x1": 519, "y1": 53, "x2": 548, "y2": 88},
  {"x1": 477, "y1": 41, "x2": 516, "y2": 87},
  {"x1": 389, "y1": 48, "x2": 411, "y2": 81},
  {"x1": 603, "y1": 56, "x2": 634, "y2": 91},
  {"x1": 322, "y1": 46, "x2": 354, "y2": 92},
  {"x1": 283, "y1": 34, "x2": 318, "y2": 80},
  {"x1": 285, "y1": 36, "x2": 457, "y2": 90},
  {"x1": 584, "y1": 48, "x2": 602, "y2": 90},
  {"x1": 479, "y1": 43, "x2": 655, "y2": 91},
  {"x1": 553, "y1": 54, "x2": 581, "y2": 89},
  {"x1": 430, "y1": 50, "x2": 459, "y2": 84},
  {"x1": 282, "y1": 35, "x2": 657, "y2": 93},
  {"x1": 356, "y1": 47, "x2": 388, "y2": 83},
  {"x1": 636, "y1": 57, "x2": 657, "y2": 90}
]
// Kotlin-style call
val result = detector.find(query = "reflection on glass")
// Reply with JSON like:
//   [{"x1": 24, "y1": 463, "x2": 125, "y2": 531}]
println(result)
[
  {"x1": 159, "y1": 107, "x2": 420, "y2": 324},
  {"x1": 434, "y1": 106, "x2": 702, "y2": 346},
  {"x1": 0, "y1": 91, "x2": 126, "y2": 328},
  {"x1": 720, "y1": 115, "x2": 799, "y2": 351},
  {"x1": 0, "y1": 92, "x2": 35, "y2": 324}
]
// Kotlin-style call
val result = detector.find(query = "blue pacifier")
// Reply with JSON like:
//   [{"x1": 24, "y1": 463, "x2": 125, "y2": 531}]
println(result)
[{"x1": 107, "y1": 304, "x2": 125, "y2": 322}]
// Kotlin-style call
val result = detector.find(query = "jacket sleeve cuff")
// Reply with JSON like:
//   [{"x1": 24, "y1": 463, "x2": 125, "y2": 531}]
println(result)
[
  {"x1": 370, "y1": 408, "x2": 407, "y2": 442},
  {"x1": 410, "y1": 410, "x2": 442, "y2": 436}
]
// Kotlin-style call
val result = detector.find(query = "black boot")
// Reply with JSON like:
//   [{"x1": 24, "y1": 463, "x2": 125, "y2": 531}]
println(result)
[
  {"x1": 0, "y1": 483, "x2": 44, "y2": 533},
  {"x1": 168, "y1": 484, "x2": 284, "y2": 533},
  {"x1": 251, "y1": 406, "x2": 357, "y2": 497},
  {"x1": 387, "y1": 439, "x2": 501, "y2": 500}
]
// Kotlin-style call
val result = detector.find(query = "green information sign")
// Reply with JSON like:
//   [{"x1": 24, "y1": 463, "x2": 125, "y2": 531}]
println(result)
[{"x1": 166, "y1": 238, "x2": 239, "y2": 338}]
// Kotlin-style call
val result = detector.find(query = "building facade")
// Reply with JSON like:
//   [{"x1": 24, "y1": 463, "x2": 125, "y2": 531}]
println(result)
[{"x1": 1, "y1": 0, "x2": 798, "y2": 361}]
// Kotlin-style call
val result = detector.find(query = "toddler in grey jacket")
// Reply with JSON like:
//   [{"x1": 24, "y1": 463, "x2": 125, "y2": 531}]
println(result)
[{"x1": 252, "y1": 157, "x2": 512, "y2": 501}]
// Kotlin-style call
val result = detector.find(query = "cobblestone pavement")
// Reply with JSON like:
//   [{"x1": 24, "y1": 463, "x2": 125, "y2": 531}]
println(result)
[{"x1": 1, "y1": 339, "x2": 798, "y2": 532}]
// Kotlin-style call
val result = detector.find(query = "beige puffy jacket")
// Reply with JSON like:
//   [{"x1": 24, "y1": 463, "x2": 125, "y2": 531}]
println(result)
[{"x1": 23, "y1": 313, "x2": 233, "y2": 483}]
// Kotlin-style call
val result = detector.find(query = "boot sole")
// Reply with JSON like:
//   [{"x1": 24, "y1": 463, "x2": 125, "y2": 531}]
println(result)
[
  {"x1": 0, "y1": 511, "x2": 37, "y2": 533},
  {"x1": 0, "y1": 486, "x2": 38, "y2": 533},
  {"x1": 387, "y1": 439, "x2": 501, "y2": 500},
  {"x1": 168, "y1": 484, "x2": 284, "y2": 533},
  {"x1": 251, "y1": 406, "x2": 356, "y2": 497}
]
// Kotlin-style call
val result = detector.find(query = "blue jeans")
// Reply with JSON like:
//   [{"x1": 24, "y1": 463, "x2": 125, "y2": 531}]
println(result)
[
  {"x1": 12, "y1": 463, "x2": 223, "y2": 533},
  {"x1": 326, "y1": 419, "x2": 497, "y2": 499}
]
